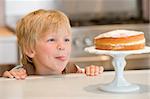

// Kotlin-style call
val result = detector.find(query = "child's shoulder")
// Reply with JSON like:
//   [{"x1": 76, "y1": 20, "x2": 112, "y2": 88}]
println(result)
[
  {"x1": 22, "y1": 64, "x2": 35, "y2": 75},
  {"x1": 63, "y1": 62, "x2": 78, "y2": 74}
]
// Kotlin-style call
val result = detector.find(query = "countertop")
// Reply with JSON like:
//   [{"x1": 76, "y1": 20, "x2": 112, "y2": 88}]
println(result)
[{"x1": 0, "y1": 70, "x2": 149, "y2": 99}]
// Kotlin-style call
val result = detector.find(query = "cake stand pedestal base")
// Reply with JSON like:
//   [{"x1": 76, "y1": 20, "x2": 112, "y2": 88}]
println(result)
[
  {"x1": 85, "y1": 46, "x2": 150, "y2": 93},
  {"x1": 99, "y1": 82, "x2": 139, "y2": 93}
]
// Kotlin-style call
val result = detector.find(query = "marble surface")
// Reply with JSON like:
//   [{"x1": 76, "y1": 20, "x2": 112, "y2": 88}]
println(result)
[{"x1": 0, "y1": 70, "x2": 149, "y2": 99}]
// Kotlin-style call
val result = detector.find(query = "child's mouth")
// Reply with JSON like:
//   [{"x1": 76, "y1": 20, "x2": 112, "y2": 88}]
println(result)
[{"x1": 55, "y1": 56, "x2": 66, "y2": 61}]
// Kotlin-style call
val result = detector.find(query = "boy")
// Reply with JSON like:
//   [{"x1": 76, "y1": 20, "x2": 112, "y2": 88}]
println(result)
[{"x1": 3, "y1": 9, "x2": 104, "y2": 80}]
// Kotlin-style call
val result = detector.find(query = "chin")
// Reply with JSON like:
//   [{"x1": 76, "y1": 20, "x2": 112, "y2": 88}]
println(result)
[
  {"x1": 55, "y1": 64, "x2": 66, "y2": 72},
  {"x1": 55, "y1": 60, "x2": 68, "y2": 72}
]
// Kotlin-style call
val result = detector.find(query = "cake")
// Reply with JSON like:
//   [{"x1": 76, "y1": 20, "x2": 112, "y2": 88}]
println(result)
[{"x1": 94, "y1": 30, "x2": 145, "y2": 50}]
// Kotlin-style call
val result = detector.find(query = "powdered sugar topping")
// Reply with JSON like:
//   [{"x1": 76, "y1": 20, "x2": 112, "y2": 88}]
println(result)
[{"x1": 95, "y1": 30, "x2": 144, "y2": 39}]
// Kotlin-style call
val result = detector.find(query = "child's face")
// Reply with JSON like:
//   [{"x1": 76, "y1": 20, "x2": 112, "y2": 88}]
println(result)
[{"x1": 32, "y1": 29, "x2": 72, "y2": 74}]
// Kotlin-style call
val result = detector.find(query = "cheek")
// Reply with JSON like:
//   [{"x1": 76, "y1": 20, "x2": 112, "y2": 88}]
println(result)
[
  {"x1": 66, "y1": 44, "x2": 71, "y2": 53},
  {"x1": 38, "y1": 44, "x2": 55, "y2": 55}
]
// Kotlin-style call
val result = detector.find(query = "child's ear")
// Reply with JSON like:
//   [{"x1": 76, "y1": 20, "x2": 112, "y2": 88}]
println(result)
[{"x1": 24, "y1": 48, "x2": 35, "y2": 58}]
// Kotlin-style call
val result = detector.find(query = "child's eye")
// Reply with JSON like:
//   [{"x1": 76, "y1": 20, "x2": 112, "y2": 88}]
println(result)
[
  {"x1": 47, "y1": 38, "x2": 55, "y2": 42},
  {"x1": 64, "y1": 38, "x2": 70, "y2": 42}
]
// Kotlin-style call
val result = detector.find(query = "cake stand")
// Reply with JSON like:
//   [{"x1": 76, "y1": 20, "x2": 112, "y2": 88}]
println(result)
[{"x1": 85, "y1": 46, "x2": 150, "y2": 93}]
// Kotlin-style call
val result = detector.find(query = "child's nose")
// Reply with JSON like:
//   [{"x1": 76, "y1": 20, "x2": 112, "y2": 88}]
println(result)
[{"x1": 57, "y1": 43, "x2": 65, "y2": 50}]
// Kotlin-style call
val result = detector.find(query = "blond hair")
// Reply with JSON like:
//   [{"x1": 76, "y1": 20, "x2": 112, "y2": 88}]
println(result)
[{"x1": 16, "y1": 9, "x2": 71, "y2": 66}]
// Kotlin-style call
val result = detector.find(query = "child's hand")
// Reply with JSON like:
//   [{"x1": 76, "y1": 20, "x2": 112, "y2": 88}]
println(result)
[
  {"x1": 2, "y1": 68, "x2": 27, "y2": 80},
  {"x1": 85, "y1": 65, "x2": 104, "y2": 76},
  {"x1": 77, "y1": 65, "x2": 104, "y2": 76}
]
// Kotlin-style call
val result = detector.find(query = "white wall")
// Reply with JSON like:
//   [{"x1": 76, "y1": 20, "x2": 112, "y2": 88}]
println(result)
[{"x1": 5, "y1": 0, "x2": 56, "y2": 16}]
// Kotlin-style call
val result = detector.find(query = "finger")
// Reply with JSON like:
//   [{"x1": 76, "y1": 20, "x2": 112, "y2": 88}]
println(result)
[
  {"x1": 99, "y1": 66, "x2": 104, "y2": 74},
  {"x1": 18, "y1": 68, "x2": 26, "y2": 75},
  {"x1": 16, "y1": 70, "x2": 27, "y2": 80},
  {"x1": 94, "y1": 66, "x2": 100, "y2": 75},
  {"x1": 85, "y1": 66, "x2": 90, "y2": 76},
  {"x1": 18, "y1": 69, "x2": 27, "y2": 79},
  {"x1": 90, "y1": 65, "x2": 96, "y2": 76},
  {"x1": 3, "y1": 71, "x2": 14, "y2": 78},
  {"x1": 17, "y1": 70, "x2": 26, "y2": 79},
  {"x1": 9, "y1": 71, "x2": 21, "y2": 80},
  {"x1": 22, "y1": 69, "x2": 27, "y2": 74},
  {"x1": 18, "y1": 68, "x2": 25, "y2": 72}
]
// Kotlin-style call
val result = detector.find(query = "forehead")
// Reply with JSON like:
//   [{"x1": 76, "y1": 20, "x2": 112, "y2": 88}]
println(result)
[{"x1": 40, "y1": 25, "x2": 72, "y2": 38}]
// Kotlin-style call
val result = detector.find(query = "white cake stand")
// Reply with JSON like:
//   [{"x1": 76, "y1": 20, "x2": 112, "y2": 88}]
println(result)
[{"x1": 85, "y1": 46, "x2": 150, "y2": 93}]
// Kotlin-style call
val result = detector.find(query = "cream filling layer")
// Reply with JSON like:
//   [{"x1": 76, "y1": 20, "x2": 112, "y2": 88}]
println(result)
[{"x1": 96, "y1": 39, "x2": 145, "y2": 46}]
